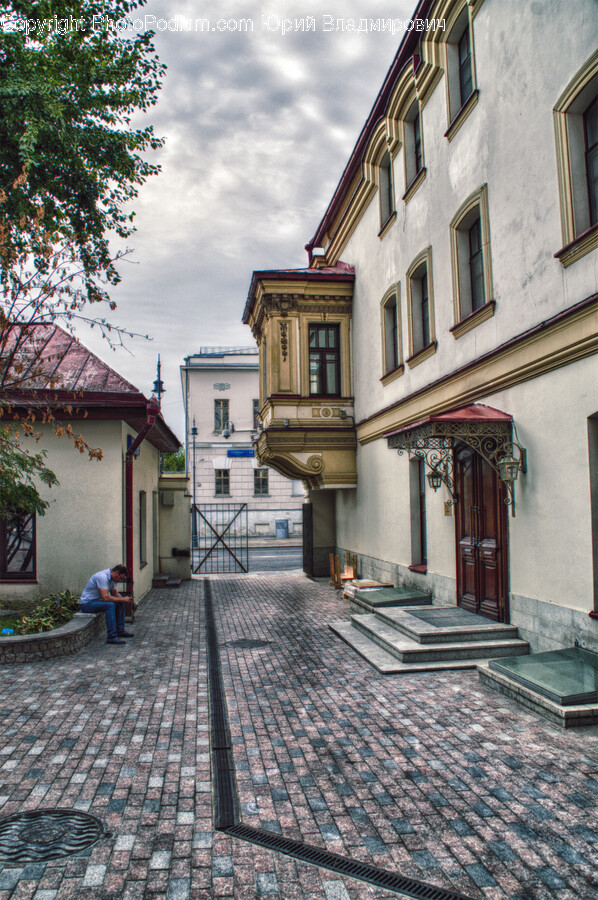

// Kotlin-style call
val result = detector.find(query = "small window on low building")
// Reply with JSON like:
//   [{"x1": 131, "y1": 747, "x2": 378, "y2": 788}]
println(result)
[
  {"x1": 215, "y1": 469, "x2": 230, "y2": 496},
  {"x1": 0, "y1": 511, "x2": 36, "y2": 581},
  {"x1": 254, "y1": 468, "x2": 269, "y2": 496}
]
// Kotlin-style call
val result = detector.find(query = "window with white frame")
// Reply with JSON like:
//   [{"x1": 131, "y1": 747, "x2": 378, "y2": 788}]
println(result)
[
  {"x1": 406, "y1": 249, "x2": 435, "y2": 362},
  {"x1": 449, "y1": 185, "x2": 494, "y2": 334},
  {"x1": 214, "y1": 398, "x2": 229, "y2": 432},
  {"x1": 378, "y1": 150, "x2": 395, "y2": 228},
  {"x1": 403, "y1": 100, "x2": 425, "y2": 195},
  {"x1": 381, "y1": 288, "x2": 402, "y2": 378},
  {"x1": 215, "y1": 469, "x2": 230, "y2": 495},
  {"x1": 253, "y1": 467, "x2": 268, "y2": 496},
  {"x1": 445, "y1": 5, "x2": 478, "y2": 133},
  {"x1": 554, "y1": 52, "x2": 598, "y2": 264}
]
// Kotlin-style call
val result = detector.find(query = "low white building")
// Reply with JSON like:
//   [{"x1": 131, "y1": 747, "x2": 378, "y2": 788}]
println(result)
[
  {"x1": 0, "y1": 325, "x2": 188, "y2": 603},
  {"x1": 180, "y1": 348, "x2": 304, "y2": 550}
]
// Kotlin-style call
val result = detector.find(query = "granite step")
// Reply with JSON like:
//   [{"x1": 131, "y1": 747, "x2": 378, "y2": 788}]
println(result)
[
  {"x1": 372, "y1": 605, "x2": 522, "y2": 644},
  {"x1": 329, "y1": 620, "x2": 526, "y2": 674},
  {"x1": 348, "y1": 614, "x2": 529, "y2": 663},
  {"x1": 350, "y1": 587, "x2": 431, "y2": 614}
]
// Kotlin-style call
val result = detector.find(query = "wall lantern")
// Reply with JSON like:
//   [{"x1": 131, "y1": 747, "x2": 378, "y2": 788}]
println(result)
[
  {"x1": 427, "y1": 468, "x2": 443, "y2": 492},
  {"x1": 222, "y1": 422, "x2": 235, "y2": 439}
]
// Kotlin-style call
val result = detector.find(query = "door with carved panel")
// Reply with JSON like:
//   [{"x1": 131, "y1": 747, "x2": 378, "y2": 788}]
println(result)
[{"x1": 455, "y1": 444, "x2": 508, "y2": 622}]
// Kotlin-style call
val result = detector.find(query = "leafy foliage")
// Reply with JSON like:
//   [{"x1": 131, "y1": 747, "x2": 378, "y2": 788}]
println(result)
[
  {"x1": 0, "y1": 1, "x2": 165, "y2": 516},
  {"x1": 17, "y1": 589, "x2": 80, "y2": 634},
  {"x1": 161, "y1": 449, "x2": 185, "y2": 472},
  {"x1": 0, "y1": 0, "x2": 165, "y2": 293}
]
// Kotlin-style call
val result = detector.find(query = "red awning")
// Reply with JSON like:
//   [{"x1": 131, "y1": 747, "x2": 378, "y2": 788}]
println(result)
[{"x1": 384, "y1": 404, "x2": 512, "y2": 439}]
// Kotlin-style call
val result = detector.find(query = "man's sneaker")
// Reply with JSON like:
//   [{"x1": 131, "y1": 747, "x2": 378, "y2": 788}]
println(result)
[
  {"x1": 106, "y1": 637, "x2": 127, "y2": 645},
  {"x1": 118, "y1": 631, "x2": 134, "y2": 638}
]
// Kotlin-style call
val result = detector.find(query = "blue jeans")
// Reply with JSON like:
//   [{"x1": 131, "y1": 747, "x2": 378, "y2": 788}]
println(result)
[{"x1": 78, "y1": 599, "x2": 125, "y2": 639}]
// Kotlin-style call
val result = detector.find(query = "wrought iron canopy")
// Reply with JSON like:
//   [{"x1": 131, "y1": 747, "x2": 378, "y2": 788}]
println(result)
[{"x1": 385, "y1": 405, "x2": 527, "y2": 515}]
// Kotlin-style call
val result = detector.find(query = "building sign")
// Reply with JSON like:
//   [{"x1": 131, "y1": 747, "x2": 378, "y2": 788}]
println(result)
[{"x1": 227, "y1": 449, "x2": 255, "y2": 457}]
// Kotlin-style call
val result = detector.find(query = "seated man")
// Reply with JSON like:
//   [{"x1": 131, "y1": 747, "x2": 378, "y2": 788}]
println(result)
[{"x1": 79, "y1": 564, "x2": 134, "y2": 645}]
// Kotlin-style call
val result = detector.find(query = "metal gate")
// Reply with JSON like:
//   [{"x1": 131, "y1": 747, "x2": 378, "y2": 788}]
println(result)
[{"x1": 192, "y1": 503, "x2": 249, "y2": 574}]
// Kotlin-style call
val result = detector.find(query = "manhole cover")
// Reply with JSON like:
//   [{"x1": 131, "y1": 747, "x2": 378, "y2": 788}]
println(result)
[
  {"x1": 0, "y1": 809, "x2": 106, "y2": 863},
  {"x1": 225, "y1": 639, "x2": 272, "y2": 650}
]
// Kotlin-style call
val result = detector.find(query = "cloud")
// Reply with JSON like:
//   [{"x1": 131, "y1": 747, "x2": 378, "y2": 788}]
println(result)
[{"x1": 75, "y1": 0, "x2": 416, "y2": 438}]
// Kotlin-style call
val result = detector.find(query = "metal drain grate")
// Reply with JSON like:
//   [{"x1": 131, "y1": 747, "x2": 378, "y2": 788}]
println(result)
[
  {"x1": 225, "y1": 639, "x2": 272, "y2": 650},
  {"x1": 226, "y1": 824, "x2": 473, "y2": 900},
  {"x1": 0, "y1": 809, "x2": 106, "y2": 863}
]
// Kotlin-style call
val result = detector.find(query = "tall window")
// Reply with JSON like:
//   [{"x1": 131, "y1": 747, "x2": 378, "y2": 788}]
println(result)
[
  {"x1": 254, "y1": 468, "x2": 268, "y2": 496},
  {"x1": 214, "y1": 398, "x2": 229, "y2": 432},
  {"x1": 450, "y1": 185, "x2": 494, "y2": 333},
  {"x1": 410, "y1": 459, "x2": 427, "y2": 568},
  {"x1": 139, "y1": 491, "x2": 147, "y2": 566},
  {"x1": 553, "y1": 55, "x2": 598, "y2": 263},
  {"x1": 382, "y1": 290, "x2": 401, "y2": 376},
  {"x1": 379, "y1": 150, "x2": 394, "y2": 227},
  {"x1": 215, "y1": 469, "x2": 230, "y2": 496},
  {"x1": 585, "y1": 95, "x2": 598, "y2": 227},
  {"x1": 403, "y1": 100, "x2": 425, "y2": 196},
  {"x1": 0, "y1": 512, "x2": 36, "y2": 581},
  {"x1": 253, "y1": 399, "x2": 260, "y2": 430},
  {"x1": 468, "y1": 216, "x2": 485, "y2": 312},
  {"x1": 309, "y1": 324, "x2": 340, "y2": 396},
  {"x1": 458, "y1": 25, "x2": 473, "y2": 108},
  {"x1": 407, "y1": 249, "x2": 436, "y2": 364}
]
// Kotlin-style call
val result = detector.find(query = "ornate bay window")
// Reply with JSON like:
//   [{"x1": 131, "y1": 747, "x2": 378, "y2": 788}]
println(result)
[{"x1": 242, "y1": 265, "x2": 357, "y2": 489}]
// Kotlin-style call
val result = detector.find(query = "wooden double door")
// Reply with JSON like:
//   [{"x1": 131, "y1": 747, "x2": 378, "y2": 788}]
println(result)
[{"x1": 455, "y1": 444, "x2": 508, "y2": 622}]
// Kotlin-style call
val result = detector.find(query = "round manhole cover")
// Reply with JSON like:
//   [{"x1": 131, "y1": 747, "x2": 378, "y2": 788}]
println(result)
[
  {"x1": 225, "y1": 639, "x2": 272, "y2": 650},
  {"x1": 0, "y1": 809, "x2": 106, "y2": 863}
]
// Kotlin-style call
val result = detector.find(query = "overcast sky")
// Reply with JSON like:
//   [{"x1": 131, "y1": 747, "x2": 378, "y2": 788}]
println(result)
[{"x1": 79, "y1": 1, "x2": 416, "y2": 438}]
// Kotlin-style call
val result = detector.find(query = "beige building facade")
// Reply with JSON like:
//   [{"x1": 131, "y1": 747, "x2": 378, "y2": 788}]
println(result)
[{"x1": 244, "y1": 0, "x2": 598, "y2": 653}]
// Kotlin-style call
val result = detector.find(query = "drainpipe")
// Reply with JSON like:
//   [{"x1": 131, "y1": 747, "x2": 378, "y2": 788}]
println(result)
[{"x1": 125, "y1": 398, "x2": 161, "y2": 601}]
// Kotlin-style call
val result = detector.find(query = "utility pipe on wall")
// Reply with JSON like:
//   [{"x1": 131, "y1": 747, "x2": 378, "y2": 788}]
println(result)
[{"x1": 125, "y1": 398, "x2": 161, "y2": 603}]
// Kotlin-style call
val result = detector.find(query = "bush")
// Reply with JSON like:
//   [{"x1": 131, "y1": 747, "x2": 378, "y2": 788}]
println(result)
[{"x1": 17, "y1": 590, "x2": 80, "y2": 635}]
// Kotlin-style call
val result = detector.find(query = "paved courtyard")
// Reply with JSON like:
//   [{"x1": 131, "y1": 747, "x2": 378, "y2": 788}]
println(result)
[{"x1": 0, "y1": 573, "x2": 597, "y2": 899}]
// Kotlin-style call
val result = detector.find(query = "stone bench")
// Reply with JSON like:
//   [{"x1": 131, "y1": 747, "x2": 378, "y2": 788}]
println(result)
[{"x1": 0, "y1": 613, "x2": 102, "y2": 663}]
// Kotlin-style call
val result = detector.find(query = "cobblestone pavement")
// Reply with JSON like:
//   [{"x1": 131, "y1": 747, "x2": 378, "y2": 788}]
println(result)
[{"x1": 0, "y1": 573, "x2": 597, "y2": 899}]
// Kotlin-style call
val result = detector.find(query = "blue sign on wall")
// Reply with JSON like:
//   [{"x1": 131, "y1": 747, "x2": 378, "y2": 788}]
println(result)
[{"x1": 227, "y1": 448, "x2": 255, "y2": 457}]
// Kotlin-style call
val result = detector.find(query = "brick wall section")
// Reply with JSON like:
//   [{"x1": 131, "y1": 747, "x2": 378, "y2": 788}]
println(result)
[{"x1": 0, "y1": 613, "x2": 102, "y2": 663}]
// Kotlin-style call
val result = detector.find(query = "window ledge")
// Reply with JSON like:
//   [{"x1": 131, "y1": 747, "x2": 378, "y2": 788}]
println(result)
[
  {"x1": 445, "y1": 89, "x2": 479, "y2": 142},
  {"x1": 408, "y1": 564, "x2": 427, "y2": 574},
  {"x1": 450, "y1": 300, "x2": 495, "y2": 339},
  {"x1": 378, "y1": 210, "x2": 397, "y2": 239},
  {"x1": 402, "y1": 167, "x2": 426, "y2": 205},
  {"x1": 406, "y1": 341, "x2": 437, "y2": 369},
  {"x1": 380, "y1": 364, "x2": 405, "y2": 386},
  {"x1": 554, "y1": 222, "x2": 598, "y2": 268}
]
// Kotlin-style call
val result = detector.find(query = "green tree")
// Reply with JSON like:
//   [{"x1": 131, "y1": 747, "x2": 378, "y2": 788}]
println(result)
[
  {"x1": 161, "y1": 449, "x2": 185, "y2": 472},
  {"x1": 0, "y1": 0, "x2": 165, "y2": 517}
]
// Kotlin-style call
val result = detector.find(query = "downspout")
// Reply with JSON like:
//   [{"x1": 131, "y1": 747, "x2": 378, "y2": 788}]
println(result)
[{"x1": 125, "y1": 398, "x2": 161, "y2": 599}]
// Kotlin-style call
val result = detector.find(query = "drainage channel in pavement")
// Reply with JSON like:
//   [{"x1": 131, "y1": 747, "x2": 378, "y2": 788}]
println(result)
[{"x1": 204, "y1": 578, "x2": 474, "y2": 900}]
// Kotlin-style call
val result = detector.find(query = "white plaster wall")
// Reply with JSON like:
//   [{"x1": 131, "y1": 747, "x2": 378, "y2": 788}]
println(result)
[
  {"x1": 124, "y1": 425, "x2": 161, "y2": 600},
  {"x1": 158, "y1": 473, "x2": 191, "y2": 579},
  {"x1": 0, "y1": 421, "x2": 123, "y2": 602},
  {"x1": 345, "y1": 0, "x2": 598, "y2": 427},
  {"x1": 484, "y1": 356, "x2": 597, "y2": 613}
]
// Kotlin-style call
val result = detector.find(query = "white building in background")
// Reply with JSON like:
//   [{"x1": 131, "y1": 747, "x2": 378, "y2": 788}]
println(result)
[{"x1": 180, "y1": 348, "x2": 304, "y2": 536}]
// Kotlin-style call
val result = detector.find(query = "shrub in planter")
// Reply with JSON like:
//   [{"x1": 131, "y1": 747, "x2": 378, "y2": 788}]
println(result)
[{"x1": 17, "y1": 591, "x2": 80, "y2": 635}]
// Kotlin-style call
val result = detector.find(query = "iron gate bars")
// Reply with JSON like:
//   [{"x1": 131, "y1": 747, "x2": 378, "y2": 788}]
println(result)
[{"x1": 192, "y1": 503, "x2": 249, "y2": 574}]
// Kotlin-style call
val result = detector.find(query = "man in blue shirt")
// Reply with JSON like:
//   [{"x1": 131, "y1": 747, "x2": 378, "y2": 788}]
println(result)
[{"x1": 79, "y1": 564, "x2": 134, "y2": 645}]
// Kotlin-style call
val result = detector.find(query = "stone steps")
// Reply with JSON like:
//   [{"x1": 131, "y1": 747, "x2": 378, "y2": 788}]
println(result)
[{"x1": 329, "y1": 602, "x2": 530, "y2": 674}]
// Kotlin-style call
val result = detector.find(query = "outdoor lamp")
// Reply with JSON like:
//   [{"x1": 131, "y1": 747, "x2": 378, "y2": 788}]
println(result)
[
  {"x1": 497, "y1": 451, "x2": 520, "y2": 484},
  {"x1": 222, "y1": 423, "x2": 235, "y2": 439},
  {"x1": 427, "y1": 468, "x2": 443, "y2": 492}
]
